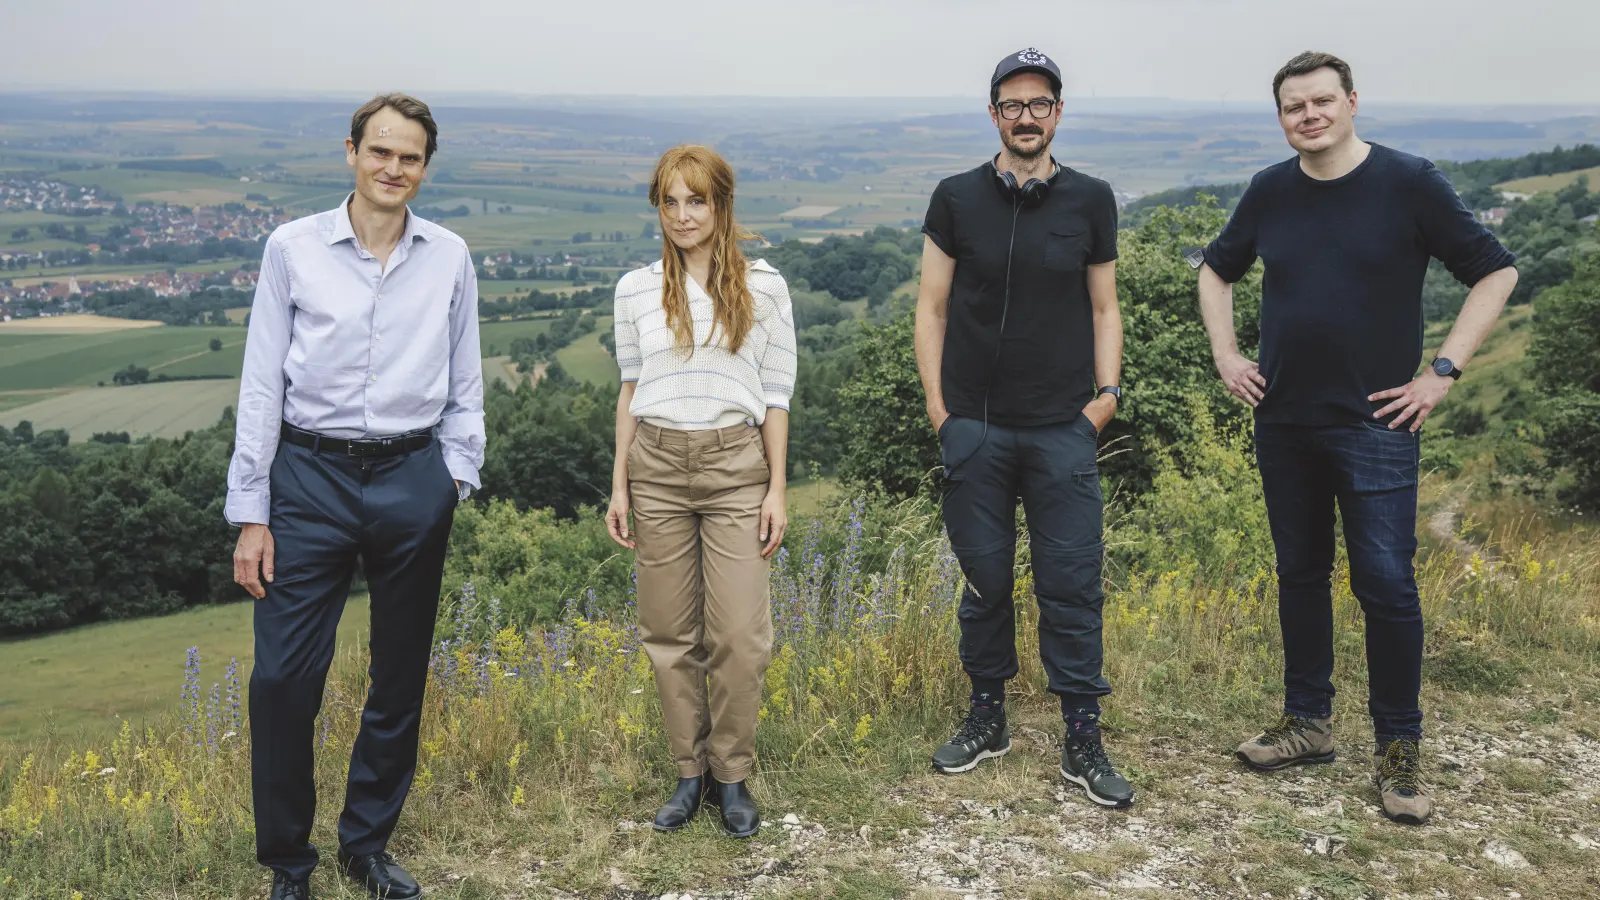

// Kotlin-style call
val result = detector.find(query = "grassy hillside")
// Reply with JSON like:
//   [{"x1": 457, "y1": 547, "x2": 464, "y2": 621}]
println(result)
[
  {"x1": 1497, "y1": 164, "x2": 1600, "y2": 195},
  {"x1": 0, "y1": 596, "x2": 370, "y2": 744},
  {"x1": 0, "y1": 457, "x2": 1595, "y2": 898}
]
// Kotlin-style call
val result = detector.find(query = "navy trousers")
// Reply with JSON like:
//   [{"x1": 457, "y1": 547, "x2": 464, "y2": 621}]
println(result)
[
  {"x1": 250, "y1": 438, "x2": 458, "y2": 880},
  {"x1": 1255, "y1": 421, "x2": 1424, "y2": 741},
  {"x1": 937, "y1": 412, "x2": 1111, "y2": 702}
]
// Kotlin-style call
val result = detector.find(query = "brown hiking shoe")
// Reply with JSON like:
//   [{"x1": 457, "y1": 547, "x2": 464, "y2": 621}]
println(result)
[
  {"x1": 1374, "y1": 739, "x2": 1432, "y2": 825},
  {"x1": 1235, "y1": 714, "x2": 1336, "y2": 771}
]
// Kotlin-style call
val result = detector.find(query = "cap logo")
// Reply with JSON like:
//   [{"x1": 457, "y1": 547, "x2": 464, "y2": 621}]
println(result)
[{"x1": 1017, "y1": 48, "x2": 1049, "y2": 66}]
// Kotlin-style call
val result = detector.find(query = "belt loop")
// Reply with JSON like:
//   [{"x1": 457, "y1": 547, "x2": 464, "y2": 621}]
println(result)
[
  {"x1": 312, "y1": 435, "x2": 322, "y2": 454},
  {"x1": 716, "y1": 427, "x2": 726, "y2": 450}
]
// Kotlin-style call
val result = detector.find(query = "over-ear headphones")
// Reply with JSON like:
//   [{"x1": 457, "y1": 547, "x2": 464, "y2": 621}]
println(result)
[{"x1": 999, "y1": 170, "x2": 1050, "y2": 207}]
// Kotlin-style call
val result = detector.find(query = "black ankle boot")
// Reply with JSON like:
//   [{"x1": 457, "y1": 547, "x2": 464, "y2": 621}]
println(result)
[
  {"x1": 652, "y1": 775, "x2": 707, "y2": 832},
  {"x1": 708, "y1": 778, "x2": 760, "y2": 838}
]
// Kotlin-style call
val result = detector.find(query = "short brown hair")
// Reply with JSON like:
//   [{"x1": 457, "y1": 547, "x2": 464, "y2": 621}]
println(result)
[
  {"x1": 350, "y1": 93, "x2": 438, "y2": 164},
  {"x1": 1272, "y1": 52, "x2": 1354, "y2": 110}
]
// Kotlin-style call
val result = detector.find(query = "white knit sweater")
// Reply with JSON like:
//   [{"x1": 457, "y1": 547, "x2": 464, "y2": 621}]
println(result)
[{"x1": 613, "y1": 259, "x2": 798, "y2": 429}]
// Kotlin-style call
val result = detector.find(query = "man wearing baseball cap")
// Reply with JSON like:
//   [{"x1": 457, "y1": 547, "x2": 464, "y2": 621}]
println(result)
[{"x1": 914, "y1": 48, "x2": 1132, "y2": 808}]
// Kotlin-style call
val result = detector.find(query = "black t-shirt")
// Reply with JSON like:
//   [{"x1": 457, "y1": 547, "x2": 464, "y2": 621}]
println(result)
[
  {"x1": 1203, "y1": 143, "x2": 1516, "y2": 426},
  {"x1": 922, "y1": 161, "x2": 1118, "y2": 427}
]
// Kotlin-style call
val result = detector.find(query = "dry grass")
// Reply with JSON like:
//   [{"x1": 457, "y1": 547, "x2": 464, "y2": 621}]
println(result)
[{"x1": 2, "y1": 429, "x2": 1596, "y2": 897}]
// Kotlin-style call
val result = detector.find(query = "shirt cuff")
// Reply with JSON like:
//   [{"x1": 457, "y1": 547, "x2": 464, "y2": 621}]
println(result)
[
  {"x1": 225, "y1": 490, "x2": 270, "y2": 527},
  {"x1": 444, "y1": 454, "x2": 480, "y2": 494}
]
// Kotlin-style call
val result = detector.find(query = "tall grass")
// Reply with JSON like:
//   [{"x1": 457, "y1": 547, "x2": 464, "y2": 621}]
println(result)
[{"x1": 3, "y1": 411, "x2": 1597, "y2": 897}]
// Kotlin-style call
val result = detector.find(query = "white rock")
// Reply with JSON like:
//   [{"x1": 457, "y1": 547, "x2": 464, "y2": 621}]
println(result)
[
  {"x1": 782, "y1": 813, "x2": 801, "y2": 826},
  {"x1": 1571, "y1": 833, "x2": 1597, "y2": 850},
  {"x1": 1483, "y1": 841, "x2": 1530, "y2": 869}
]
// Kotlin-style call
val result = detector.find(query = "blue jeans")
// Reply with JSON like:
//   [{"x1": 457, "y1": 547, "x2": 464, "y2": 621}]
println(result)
[{"x1": 1254, "y1": 421, "x2": 1423, "y2": 742}]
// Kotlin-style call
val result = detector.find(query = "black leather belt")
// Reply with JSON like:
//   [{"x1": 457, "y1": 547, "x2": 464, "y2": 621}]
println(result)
[{"x1": 280, "y1": 421, "x2": 433, "y2": 458}]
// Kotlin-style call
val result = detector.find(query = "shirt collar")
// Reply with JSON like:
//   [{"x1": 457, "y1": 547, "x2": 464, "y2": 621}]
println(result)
[
  {"x1": 328, "y1": 193, "x2": 431, "y2": 248},
  {"x1": 648, "y1": 257, "x2": 777, "y2": 275}
]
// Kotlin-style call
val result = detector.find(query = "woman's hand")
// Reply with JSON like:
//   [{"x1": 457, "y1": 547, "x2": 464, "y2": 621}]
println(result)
[
  {"x1": 606, "y1": 488, "x2": 635, "y2": 549},
  {"x1": 759, "y1": 485, "x2": 787, "y2": 559}
]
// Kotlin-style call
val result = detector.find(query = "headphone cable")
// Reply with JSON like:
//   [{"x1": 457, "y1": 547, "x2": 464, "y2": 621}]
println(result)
[{"x1": 944, "y1": 196, "x2": 1021, "y2": 474}]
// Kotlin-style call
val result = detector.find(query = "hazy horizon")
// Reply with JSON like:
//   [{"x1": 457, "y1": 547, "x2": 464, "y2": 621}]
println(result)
[{"x1": 4, "y1": 0, "x2": 1597, "y2": 105}]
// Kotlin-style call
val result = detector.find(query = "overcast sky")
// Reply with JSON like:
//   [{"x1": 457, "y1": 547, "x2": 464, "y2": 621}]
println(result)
[{"x1": 5, "y1": 0, "x2": 1596, "y2": 106}]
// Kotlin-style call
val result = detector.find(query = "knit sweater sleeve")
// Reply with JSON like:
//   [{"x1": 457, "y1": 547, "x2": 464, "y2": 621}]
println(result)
[{"x1": 613, "y1": 273, "x2": 642, "y2": 382}]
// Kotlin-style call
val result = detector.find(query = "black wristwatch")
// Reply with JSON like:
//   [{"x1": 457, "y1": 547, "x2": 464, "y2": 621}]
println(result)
[
  {"x1": 1430, "y1": 357, "x2": 1463, "y2": 380},
  {"x1": 1097, "y1": 385, "x2": 1122, "y2": 401}
]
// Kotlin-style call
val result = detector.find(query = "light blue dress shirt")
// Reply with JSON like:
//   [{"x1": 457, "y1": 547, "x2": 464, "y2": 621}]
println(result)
[{"x1": 225, "y1": 196, "x2": 485, "y2": 526}]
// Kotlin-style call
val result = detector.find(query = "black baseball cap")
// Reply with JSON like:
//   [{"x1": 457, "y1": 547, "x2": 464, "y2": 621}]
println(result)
[{"x1": 991, "y1": 48, "x2": 1063, "y2": 94}]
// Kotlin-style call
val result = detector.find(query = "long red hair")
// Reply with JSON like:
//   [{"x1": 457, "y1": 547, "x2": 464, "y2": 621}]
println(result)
[{"x1": 647, "y1": 145, "x2": 758, "y2": 354}]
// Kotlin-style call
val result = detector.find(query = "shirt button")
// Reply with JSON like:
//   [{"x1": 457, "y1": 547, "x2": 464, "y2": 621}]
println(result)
[{"x1": 371, "y1": 375, "x2": 378, "y2": 383}]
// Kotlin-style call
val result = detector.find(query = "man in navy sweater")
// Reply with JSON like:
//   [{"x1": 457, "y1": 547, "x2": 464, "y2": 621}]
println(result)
[{"x1": 1197, "y1": 51, "x2": 1518, "y2": 825}]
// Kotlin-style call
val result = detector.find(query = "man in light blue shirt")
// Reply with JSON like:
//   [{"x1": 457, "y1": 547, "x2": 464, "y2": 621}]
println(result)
[{"x1": 226, "y1": 93, "x2": 483, "y2": 900}]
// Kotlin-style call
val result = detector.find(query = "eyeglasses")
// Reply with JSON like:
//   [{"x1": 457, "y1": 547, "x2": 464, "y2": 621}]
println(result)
[{"x1": 996, "y1": 98, "x2": 1058, "y2": 121}]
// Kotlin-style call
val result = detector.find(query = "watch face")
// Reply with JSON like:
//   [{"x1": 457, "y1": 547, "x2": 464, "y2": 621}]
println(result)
[{"x1": 1432, "y1": 358, "x2": 1452, "y2": 376}]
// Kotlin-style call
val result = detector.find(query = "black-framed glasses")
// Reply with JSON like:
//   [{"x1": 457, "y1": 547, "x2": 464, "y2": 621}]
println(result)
[{"x1": 996, "y1": 98, "x2": 1057, "y2": 120}]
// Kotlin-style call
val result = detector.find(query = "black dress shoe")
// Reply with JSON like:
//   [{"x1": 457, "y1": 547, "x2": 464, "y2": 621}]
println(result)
[
  {"x1": 269, "y1": 872, "x2": 312, "y2": 900},
  {"x1": 337, "y1": 850, "x2": 421, "y2": 899},
  {"x1": 707, "y1": 778, "x2": 760, "y2": 838},
  {"x1": 653, "y1": 775, "x2": 708, "y2": 832}
]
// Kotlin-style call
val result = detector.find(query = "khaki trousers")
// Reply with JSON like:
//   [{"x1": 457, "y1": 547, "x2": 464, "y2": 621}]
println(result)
[{"x1": 628, "y1": 421, "x2": 774, "y2": 782}]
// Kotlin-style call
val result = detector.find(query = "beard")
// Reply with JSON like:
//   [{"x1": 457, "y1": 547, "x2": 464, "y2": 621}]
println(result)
[{"x1": 1001, "y1": 124, "x2": 1054, "y2": 160}]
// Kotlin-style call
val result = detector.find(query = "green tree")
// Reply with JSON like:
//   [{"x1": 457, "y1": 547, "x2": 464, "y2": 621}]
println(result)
[
  {"x1": 1108, "y1": 198, "x2": 1263, "y2": 492},
  {"x1": 836, "y1": 198, "x2": 1263, "y2": 499},
  {"x1": 1530, "y1": 253, "x2": 1600, "y2": 509},
  {"x1": 837, "y1": 310, "x2": 937, "y2": 497},
  {"x1": 209, "y1": 337, "x2": 223, "y2": 351}
]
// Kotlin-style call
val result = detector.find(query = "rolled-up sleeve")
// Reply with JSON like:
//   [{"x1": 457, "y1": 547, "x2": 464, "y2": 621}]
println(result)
[
  {"x1": 760, "y1": 274, "x2": 798, "y2": 410},
  {"x1": 439, "y1": 249, "x2": 486, "y2": 492},
  {"x1": 225, "y1": 233, "x2": 292, "y2": 526}
]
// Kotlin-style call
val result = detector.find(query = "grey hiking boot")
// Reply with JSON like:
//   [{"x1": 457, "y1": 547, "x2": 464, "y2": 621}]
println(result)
[
  {"x1": 1235, "y1": 714, "x2": 1336, "y2": 771},
  {"x1": 931, "y1": 705, "x2": 1009, "y2": 774},
  {"x1": 1060, "y1": 733, "x2": 1135, "y2": 808},
  {"x1": 1374, "y1": 738, "x2": 1432, "y2": 825}
]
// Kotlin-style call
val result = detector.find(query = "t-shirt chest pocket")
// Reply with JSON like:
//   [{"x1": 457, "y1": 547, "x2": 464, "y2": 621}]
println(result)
[{"x1": 1043, "y1": 228, "x2": 1090, "y2": 272}]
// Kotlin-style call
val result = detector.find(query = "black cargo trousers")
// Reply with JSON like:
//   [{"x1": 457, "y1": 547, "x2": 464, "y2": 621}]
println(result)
[{"x1": 937, "y1": 411, "x2": 1110, "y2": 703}]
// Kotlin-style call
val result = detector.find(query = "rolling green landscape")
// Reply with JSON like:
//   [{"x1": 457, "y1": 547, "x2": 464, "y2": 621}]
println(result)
[
  {"x1": 0, "y1": 596, "x2": 371, "y2": 744},
  {"x1": 3, "y1": 90, "x2": 1600, "y2": 898}
]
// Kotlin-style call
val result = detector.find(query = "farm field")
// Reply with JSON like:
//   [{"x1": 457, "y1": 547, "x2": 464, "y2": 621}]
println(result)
[
  {"x1": 477, "y1": 317, "x2": 554, "y2": 357},
  {"x1": 0, "y1": 313, "x2": 162, "y2": 333},
  {"x1": 0, "y1": 325, "x2": 240, "y2": 390},
  {"x1": 0, "y1": 595, "x2": 371, "y2": 744},
  {"x1": 0, "y1": 379, "x2": 239, "y2": 439},
  {"x1": 553, "y1": 317, "x2": 617, "y2": 386},
  {"x1": 481, "y1": 354, "x2": 526, "y2": 388},
  {"x1": 1497, "y1": 164, "x2": 1600, "y2": 194}
]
